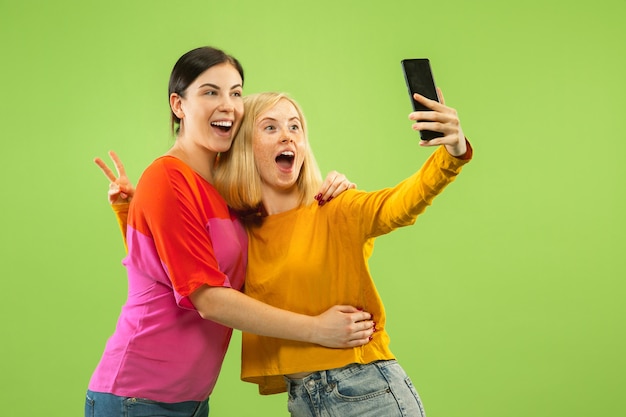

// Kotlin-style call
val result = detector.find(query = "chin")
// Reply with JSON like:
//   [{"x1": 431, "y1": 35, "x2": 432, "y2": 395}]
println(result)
[{"x1": 214, "y1": 140, "x2": 234, "y2": 153}]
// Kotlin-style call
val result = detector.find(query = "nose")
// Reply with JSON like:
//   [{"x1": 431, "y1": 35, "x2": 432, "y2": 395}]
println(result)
[
  {"x1": 217, "y1": 95, "x2": 236, "y2": 112},
  {"x1": 280, "y1": 132, "x2": 294, "y2": 143}
]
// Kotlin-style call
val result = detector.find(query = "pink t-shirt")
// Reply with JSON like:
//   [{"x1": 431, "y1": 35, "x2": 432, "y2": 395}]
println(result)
[{"x1": 89, "y1": 156, "x2": 247, "y2": 402}]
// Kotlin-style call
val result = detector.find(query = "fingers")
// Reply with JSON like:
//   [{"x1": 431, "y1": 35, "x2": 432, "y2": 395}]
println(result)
[
  {"x1": 315, "y1": 171, "x2": 356, "y2": 206},
  {"x1": 94, "y1": 150, "x2": 127, "y2": 182},
  {"x1": 332, "y1": 305, "x2": 374, "y2": 330},
  {"x1": 410, "y1": 117, "x2": 456, "y2": 142},
  {"x1": 413, "y1": 114, "x2": 463, "y2": 149},
  {"x1": 409, "y1": 90, "x2": 455, "y2": 122},
  {"x1": 436, "y1": 87, "x2": 446, "y2": 105},
  {"x1": 95, "y1": 150, "x2": 136, "y2": 204},
  {"x1": 333, "y1": 322, "x2": 375, "y2": 348},
  {"x1": 108, "y1": 183, "x2": 129, "y2": 198},
  {"x1": 345, "y1": 319, "x2": 375, "y2": 347},
  {"x1": 343, "y1": 333, "x2": 373, "y2": 347},
  {"x1": 333, "y1": 305, "x2": 372, "y2": 318},
  {"x1": 408, "y1": 95, "x2": 463, "y2": 148},
  {"x1": 409, "y1": 105, "x2": 457, "y2": 124},
  {"x1": 94, "y1": 157, "x2": 118, "y2": 182},
  {"x1": 352, "y1": 310, "x2": 373, "y2": 323},
  {"x1": 339, "y1": 304, "x2": 376, "y2": 342},
  {"x1": 108, "y1": 150, "x2": 127, "y2": 178},
  {"x1": 412, "y1": 92, "x2": 446, "y2": 113},
  {"x1": 317, "y1": 305, "x2": 377, "y2": 348},
  {"x1": 317, "y1": 171, "x2": 341, "y2": 203}
]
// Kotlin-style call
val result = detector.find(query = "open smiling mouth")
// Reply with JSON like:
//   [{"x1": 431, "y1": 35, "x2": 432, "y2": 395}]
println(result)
[
  {"x1": 211, "y1": 121, "x2": 233, "y2": 133},
  {"x1": 275, "y1": 151, "x2": 295, "y2": 169}
]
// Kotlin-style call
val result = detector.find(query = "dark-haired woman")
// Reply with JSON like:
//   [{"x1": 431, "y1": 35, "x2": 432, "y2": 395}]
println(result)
[{"x1": 85, "y1": 46, "x2": 373, "y2": 417}]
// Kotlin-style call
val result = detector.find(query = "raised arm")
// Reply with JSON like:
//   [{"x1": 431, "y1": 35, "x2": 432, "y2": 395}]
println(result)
[
  {"x1": 340, "y1": 90, "x2": 472, "y2": 238},
  {"x1": 93, "y1": 151, "x2": 136, "y2": 248}
]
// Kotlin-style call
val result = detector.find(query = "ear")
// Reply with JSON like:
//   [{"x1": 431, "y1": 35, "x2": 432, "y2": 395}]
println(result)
[{"x1": 170, "y1": 93, "x2": 184, "y2": 119}]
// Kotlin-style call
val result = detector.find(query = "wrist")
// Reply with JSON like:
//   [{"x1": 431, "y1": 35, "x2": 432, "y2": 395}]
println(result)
[
  {"x1": 303, "y1": 315, "x2": 318, "y2": 344},
  {"x1": 445, "y1": 137, "x2": 468, "y2": 158}
]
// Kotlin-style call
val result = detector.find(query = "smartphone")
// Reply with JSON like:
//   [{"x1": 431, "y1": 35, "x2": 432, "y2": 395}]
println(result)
[{"x1": 401, "y1": 58, "x2": 443, "y2": 141}]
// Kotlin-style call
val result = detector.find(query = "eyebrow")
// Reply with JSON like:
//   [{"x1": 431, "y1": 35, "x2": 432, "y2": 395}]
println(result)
[
  {"x1": 260, "y1": 116, "x2": 301, "y2": 123},
  {"x1": 198, "y1": 83, "x2": 243, "y2": 90}
]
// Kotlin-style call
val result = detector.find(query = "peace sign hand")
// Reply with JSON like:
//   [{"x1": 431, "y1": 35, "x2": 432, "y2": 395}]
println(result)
[{"x1": 93, "y1": 150, "x2": 136, "y2": 205}]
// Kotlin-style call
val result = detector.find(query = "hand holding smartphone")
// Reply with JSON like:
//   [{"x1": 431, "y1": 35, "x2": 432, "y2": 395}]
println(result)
[{"x1": 401, "y1": 58, "x2": 443, "y2": 141}]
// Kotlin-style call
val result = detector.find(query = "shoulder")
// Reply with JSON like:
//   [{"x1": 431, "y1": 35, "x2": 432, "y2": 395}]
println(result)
[
  {"x1": 139, "y1": 156, "x2": 196, "y2": 187},
  {"x1": 133, "y1": 157, "x2": 200, "y2": 207},
  {"x1": 320, "y1": 189, "x2": 364, "y2": 214},
  {"x1": 143, "y1": 155, "x2": 189, "y2": 176}
]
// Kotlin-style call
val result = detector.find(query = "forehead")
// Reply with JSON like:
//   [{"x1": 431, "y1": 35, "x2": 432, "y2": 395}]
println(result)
[
  {"x1": 258, "y1": 98, "x2": 300, "y2": 120},
  {"x1": 192, "y1": 62, "x2": 242, "y2": 87}
]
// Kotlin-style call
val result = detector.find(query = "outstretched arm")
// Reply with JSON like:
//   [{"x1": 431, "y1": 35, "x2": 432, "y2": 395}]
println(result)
[{"x1": 350, "y1": 90, "x2": 472, "y2": 237}]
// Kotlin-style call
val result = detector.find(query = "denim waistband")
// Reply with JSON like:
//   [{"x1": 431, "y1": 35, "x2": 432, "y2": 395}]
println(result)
[{"x1": 284, "y1": 360, "x2": 397, "y2": 388}]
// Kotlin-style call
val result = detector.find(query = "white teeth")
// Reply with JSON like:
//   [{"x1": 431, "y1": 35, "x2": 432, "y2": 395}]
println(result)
[
  {"x1": 211, "y1": 121, "x2": 233, "y2": 127},
  {"x1": 281, "y1": 151, "x2": 294, "y2": 156}
]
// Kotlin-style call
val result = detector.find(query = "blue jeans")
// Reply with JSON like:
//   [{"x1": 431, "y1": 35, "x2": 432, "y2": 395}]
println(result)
[
  {"x1": 85, "y1": 390, "x2": 209, "y2": 417},
  {"x1": 285, "y1": 360, "x2": 426, "y2": 417}
]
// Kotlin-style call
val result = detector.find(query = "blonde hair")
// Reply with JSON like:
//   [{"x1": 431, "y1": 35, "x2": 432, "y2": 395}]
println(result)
[{"x1": 214, "y1": 92, "x2": 322, "y2": 215}]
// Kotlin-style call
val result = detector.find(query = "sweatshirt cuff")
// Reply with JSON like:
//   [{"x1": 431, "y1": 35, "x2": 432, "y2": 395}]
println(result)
[{"x1": 452, "y1": 138, "x2": 473, "y2": 160}]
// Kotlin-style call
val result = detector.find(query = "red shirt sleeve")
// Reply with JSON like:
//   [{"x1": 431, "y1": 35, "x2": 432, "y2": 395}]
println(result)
[{"x1": 128, "y1": 158, "x2": 230, "y2": 300}]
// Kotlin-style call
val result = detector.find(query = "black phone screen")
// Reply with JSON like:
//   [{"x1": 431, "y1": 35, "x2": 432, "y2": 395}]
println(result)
[
  {"x1": 402, "y1": 58, "x2": 439, "y2": 111},
  {"x1": 401, "y1": 58, "x2": 442, "y2": 140}
]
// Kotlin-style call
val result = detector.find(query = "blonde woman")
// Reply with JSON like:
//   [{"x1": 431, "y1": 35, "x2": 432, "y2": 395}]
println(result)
[{"x1": 214, "y1": 91, "x2": 472, "y2": 416}]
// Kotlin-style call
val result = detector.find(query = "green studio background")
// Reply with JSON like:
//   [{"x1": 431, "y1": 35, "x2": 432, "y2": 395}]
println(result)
[{"x1": 1, "y1": 0, "x2": 624, "y2": 416}]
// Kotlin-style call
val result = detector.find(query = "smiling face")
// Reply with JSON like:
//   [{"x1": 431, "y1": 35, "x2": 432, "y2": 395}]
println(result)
[
  {"x1": 171, "y1": 62, "x2": 244, "y2": 154},
  {"x1": 252, "y1": 98, "x2": 307, "y2": 193}
]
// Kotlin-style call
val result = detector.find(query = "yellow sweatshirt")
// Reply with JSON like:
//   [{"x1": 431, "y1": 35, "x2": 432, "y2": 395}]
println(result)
[{"x1": 241, "y1": 145, "x2": 472, "y2": 394}]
